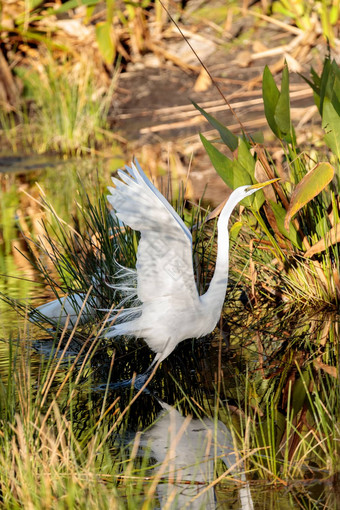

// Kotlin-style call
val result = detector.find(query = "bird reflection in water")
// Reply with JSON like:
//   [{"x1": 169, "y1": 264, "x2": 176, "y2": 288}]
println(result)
[{"x1": 142, "y1": 400, "x2": 254, "y2": 510}]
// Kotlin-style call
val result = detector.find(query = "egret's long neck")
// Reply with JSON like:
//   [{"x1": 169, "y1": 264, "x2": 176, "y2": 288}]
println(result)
[{"x1": 201, "y1": 191, "x2": 241, "y2": 313}]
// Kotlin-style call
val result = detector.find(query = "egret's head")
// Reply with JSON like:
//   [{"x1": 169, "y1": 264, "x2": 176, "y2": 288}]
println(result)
[
  {"x1": 218, "y1": 177, "x2": 281, "y2": 226},
  {"x1": 220, "y1": 177, "x2": 280, "y2": 222},
  {"x1": 228, "y1": 177, "x2": 280, "y2": 203},
  {"x1": 242, "y1": 177, "x2": 280, "y2": 198}
]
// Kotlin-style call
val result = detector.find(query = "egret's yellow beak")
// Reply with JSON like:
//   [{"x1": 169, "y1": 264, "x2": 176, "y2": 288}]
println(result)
[{"x1": 247, "y1": 177, "x2": 280, "y2": 191}]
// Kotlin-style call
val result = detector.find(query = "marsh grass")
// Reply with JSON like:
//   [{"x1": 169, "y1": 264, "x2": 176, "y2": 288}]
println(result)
[
  {"x1": 0, "y1": 320, "x2": 251, "y2": 509},
  {"x1": 1, "y1": 57, "x2": 117, "y2": 155},
  {"x1": 0, "y1": 309, "x2": 339, "y2": 509},
  {"x1": 1, "y1": 163, "x2": 339, "y2": 508}
]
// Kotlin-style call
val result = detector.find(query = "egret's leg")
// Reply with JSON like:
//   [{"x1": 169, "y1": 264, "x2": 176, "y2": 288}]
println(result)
[
  {"x1": 145, "y1": 352, "x2": 162, "y2": 374},
  {"x1": 107, "y1": 351, "x2": 163, "y2": 391},
  {"x1": 145, "y1": 337, "x2": 174, "y2": 373}
]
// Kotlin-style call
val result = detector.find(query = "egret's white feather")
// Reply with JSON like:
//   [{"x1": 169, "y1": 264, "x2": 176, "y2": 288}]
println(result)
[
  {"x1": 106, "y1": 160, "x2": 278, "y2": 366},
  {"x1": 31, "y1": 293, "x2": 97, "y2": 328},
  {"x1": 107, "y1": 162, "x2": 199, "y2": 306},
  {"x1": 32, "y1": 159, "x2": 277, "y2": 369}
]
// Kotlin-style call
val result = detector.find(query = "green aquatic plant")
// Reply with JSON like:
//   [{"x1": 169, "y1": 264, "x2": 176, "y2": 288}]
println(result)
[
  {"x1": 14, "y1": 57, "x2": 117, "y2": 155},
  {"x1": 195, "y1": 57, "x2": 340, "y2": 308},
  {"x1": 272, "y1": 0, "x2": 339, "y2": 46}
]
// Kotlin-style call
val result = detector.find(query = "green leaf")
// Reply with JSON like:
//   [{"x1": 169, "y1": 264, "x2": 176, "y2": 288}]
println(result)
[
  {"x1": 250, "y1": 188, "x2": 266, "y2": 212},
  {"x1": 52, "y1": 0, "x2": 99, "y2": 14},
  {"x1": 193, "y1": 102, "x2": 238, "y2": 151},
  {"x1": 274, "y1": 64, "x2": 291, "y2": 140},
  {"x1": 315, "y1": 215, "x2": 329, "y2": 238},
  {"x1": 322, "y1": 99, "x2": 340, "y2": 159},
  {"x1": 200, "y1": 134, "x2": 250, "y2": 189},
  {"x1": 258, "y1": 411, "x2": 286, "y2": 449},
  {"x1": 331, "y1": 75, "x2": 340, "y2": 116},
  {"x1": 247, "y1": 131, "x2": 264, "y2": 144},
  {"x1": 229, "y1": 221, "x2": 243, "y2": 240},
  {"x1": 270, "y1": 202, "x2": 302, "y2": 248},
  {"x1": 95, "y1": 22, "x2": 115, "y2": 65},
  {"x1": 330, "y1": 3, "x2": 340, "y2": 24},
  {"x1": 313, "y1": 90, "x2": 321, "y2": 113},
  {"x1": 237, "y1": 138, "x2": 255, "y2": 178},
  {"x1": 28, "y1": 0, "x2": 44, "y2": 8},
  {"x1": 262, "y1": 66, "x2": 280, "y2": 138},
  {"x1": 319, "y1": 58, "x2": 332, "y2": 115},
  {"x1": 284, "y1": 162, "x2": 335, "y2": 228},
  {"x1": 236, "y1": 138, "x2": 266, "y2": 210}
]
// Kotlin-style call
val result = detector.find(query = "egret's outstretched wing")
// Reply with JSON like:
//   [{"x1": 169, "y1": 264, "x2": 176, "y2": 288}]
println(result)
[{"x1": 107, "y1": 161, "x2": 199, "y2": 305}]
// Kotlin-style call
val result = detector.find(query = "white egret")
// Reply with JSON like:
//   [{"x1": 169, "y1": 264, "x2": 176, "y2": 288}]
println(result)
[
  {"x1": 31, "y1": 293, "x2": 98, "y2": 328},
  {"x1": 106, "y1": 160, "x2": 278, "y2": 368}
]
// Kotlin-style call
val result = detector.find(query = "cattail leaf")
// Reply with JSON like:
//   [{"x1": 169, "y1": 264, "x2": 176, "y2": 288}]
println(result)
[{"x1": 284, "y1": 162, "x2": 334, "y2": 229}]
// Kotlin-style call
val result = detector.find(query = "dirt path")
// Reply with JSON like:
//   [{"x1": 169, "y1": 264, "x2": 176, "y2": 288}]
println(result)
[{"x1": 113, "y1": 15, "x2": 319, "y2": 204}]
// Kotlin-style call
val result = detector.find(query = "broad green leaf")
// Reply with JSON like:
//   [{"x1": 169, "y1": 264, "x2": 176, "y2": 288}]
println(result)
[
  {"x1": 270, "y1": 202, "x2": 302, "y2": 248},
  {"x1": 262, "y1": 66, "x2": 280, "y2": 138},
  {"x1": 200, "y1": 134, "x2": 251, "y2": 189},
  {"x1": 284, "y1": 162, "x2": 335, "y2": 229},
  {"x1": 274, "y1": 411, "x2": 287, "y2": 447},
  {"x1": 274, "y1": 64, "x2": 291, "y2": 140},
  {"x1": 106, "y1": 0, "x2": 116, "y2": 21},
  {"x1": 330, "y1": 3, "x2": 339, "y2": 24},
  {"x1": 258, "y1": 411, "x2": 286, "y2": 449},
  {"x1": 319, "y1": 58, "x2": 332, "y2": 115},
  {"x1": 313, "y1": 91, "x2": 321, "y2": 113},
  {"x1": 315, "y1": 215, "x2": 329, "y2": 238},
  {"x1": 322, "y1": 100, "x2": 340, "y2": 159},
  {"x1": 193, "y1": 102, "x2": 238, "y2": 151},
  {"x1": 331, "y1": 75, "x2": 340, "y2": 115},
  {"x1": 248, "y1": 131, "x2": 264, "y2": 144},
  {"x1": 95, "y1": 22, "x2": 115, "y2": 65},
  {"x1": 85, "y1": 5, "x2": 96, "y2": 22},
  {"x1": 237, "y1": 138, "x2": 255, "y2": 178},
  {"x1": 250, "y1": 188, "x2": 266, "y2": 212}
]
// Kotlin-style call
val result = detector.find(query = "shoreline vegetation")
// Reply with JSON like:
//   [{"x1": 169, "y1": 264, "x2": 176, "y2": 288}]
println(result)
[
  {"x1": 0, "y1": 0, "x2": 339, "y2": 153},
  {"x1": 0, "y1": 1, "x2": 339, "y2": 508}
]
